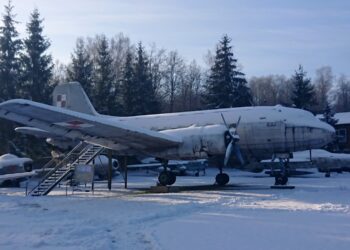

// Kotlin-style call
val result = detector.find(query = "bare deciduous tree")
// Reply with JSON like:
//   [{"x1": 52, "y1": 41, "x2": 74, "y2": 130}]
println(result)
[
  {"x1": 163, "y1": 51, "x2": 185, "y2": 112},
  {"x1": 313, "y1": 66, "x2": 334, "y2": 112}
]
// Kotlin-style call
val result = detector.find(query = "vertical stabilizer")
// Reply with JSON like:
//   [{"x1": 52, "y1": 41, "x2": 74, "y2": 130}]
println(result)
[{"x1": 53, "y1": 82, "x2": 98, "y2": 116}]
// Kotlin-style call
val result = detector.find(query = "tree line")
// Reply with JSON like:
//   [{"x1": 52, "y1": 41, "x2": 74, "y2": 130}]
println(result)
[{"x1": 0, "y1": 1, "x2": 349, "y2": 155}]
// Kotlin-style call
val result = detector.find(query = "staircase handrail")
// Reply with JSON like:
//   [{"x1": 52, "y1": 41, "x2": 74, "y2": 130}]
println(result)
[{"x1": 28, "y1": 141, "x2": 87, "y2": 195}]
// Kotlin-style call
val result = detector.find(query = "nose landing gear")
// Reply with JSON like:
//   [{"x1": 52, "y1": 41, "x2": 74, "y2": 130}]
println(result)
[{"x1": 216, "y1": 172, "x2": 230, "y2": 186}]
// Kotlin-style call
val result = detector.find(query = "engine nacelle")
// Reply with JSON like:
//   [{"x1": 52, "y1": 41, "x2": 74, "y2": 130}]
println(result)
[{"x1": 158, "y1": 125, "x2": 227, "y2": 160}]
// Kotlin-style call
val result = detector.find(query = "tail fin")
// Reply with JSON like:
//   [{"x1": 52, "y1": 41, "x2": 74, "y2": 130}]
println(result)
[{"x1": 53, "y1": 82, "x2": 98, "y2": 116}]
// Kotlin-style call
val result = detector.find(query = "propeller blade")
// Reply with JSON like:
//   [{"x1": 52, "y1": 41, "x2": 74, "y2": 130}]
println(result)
[
  {"x1": 224, "y1": 141, "x2": 233, "y2": 167},
  {"x1": 234, "y1": 116, "x2": 241, "y2": 135},
  {"x1": 221, "y1": 113, "x2": 244, "y2": 166},
  {"x1": 221, "y1": 113, "x2": 229, "y2": 129},
  {"x1": 233, "y1": 144, "x2": 245, "y2": 165},
  {"x1": 236, "y1": 116, "x2": 241, "y2": 128}
]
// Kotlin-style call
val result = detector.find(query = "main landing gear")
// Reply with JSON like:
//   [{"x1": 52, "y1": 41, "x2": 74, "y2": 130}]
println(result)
[
  {"x1": 271, "y1": 155, "x2": 294, "y2": 189},
  {"x1": 273, "y1": 158, "x2": 289, "y2": 186},
  {"x1": 157, "y1": 160, "x2": 176, "y2": 186}
]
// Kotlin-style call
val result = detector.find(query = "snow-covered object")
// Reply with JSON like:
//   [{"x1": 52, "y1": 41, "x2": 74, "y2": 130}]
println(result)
[
  {"x1": 316, "y1": 112, "x2": 350, "y2": 125},
  {"x1": 334, "y1": 112, "x2": 350, "y2": 125},
  {"x1": 293, "y1": 149, "x2": 350, "y2": 171},
  {"x1": 0, "y1": 154, "x2": 33, "y2": 168},
  {"x1": 0, "y1": 154, "x2": 34, "y2": 183},
  {"x1": 0, "y1": 154, "x2": 18, "y2": 161},
  {"x1": 1, "y1": 169, "x2": 350, "y2": 250},
  {"x1": 0, "y1": 82, "x2": 335, "y2": 164}
]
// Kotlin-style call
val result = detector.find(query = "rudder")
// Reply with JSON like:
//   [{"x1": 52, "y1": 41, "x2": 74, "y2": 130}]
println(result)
[{"x1": 53, "y1": 82, "x2": 98, "y2": 116}]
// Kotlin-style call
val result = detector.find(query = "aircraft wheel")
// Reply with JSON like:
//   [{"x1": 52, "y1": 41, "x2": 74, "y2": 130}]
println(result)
[
  {"x1": 275, "y1": 175, "x2": 288, "y2": 185},
  {"x1": 216, "y1": 173, "x2": 229, "y2": 186},
  {"x1": 158, "y1": 172, "x2": 176, "y2": 186},
  {"x1": 325, "y1": 172, "x2": 331, "y2": 178},
  {"x1": 281, "y1": 176, "x2": 288, "y2": 185},
  {"x1": 158, "y1": 172, "x2": 169, "y2": 186},
  {"x1": 168, "y1": 172, "x2": 176, "y2": 185}
]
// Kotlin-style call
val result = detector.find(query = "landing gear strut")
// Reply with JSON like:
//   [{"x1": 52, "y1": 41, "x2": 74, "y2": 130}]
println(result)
[{"x1": 272, "y1": 155, "x2": 290, "y2": 186}]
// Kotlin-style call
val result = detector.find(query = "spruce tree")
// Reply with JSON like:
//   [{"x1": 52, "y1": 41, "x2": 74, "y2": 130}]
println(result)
[
  {"x1": 120, "y1": 50, "x2": 138, "y2": 115},
  {"x1": 291, "y1": 65, "x2": 316, "y2": 110},
  {"x1": 203, "y1": 35, "x2": 252, "y2": 108},
  {"x1": 0, "y1": 0, "x2": 22, "y2": 100},
  {"x1": 323, "y1": 101, "x2": 338, "y2": 127},
  {"x1": 0, "y1": 1, "x2": 22, "y2": 154},
  {"x1": 67, "y1": 38, "x2": 93, "y2": 98},
  {"x1": 134, "y1": 42, "x2": 159, "y2": 114},
  {"x1": 92, "y1": 36, "x2": 115, "y2": 114},
  {"x1": 21, "y1": 8, "x2": 53, "y2": 104}
]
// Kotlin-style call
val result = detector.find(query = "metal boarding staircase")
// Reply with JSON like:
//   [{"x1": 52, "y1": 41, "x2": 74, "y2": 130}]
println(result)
[{"x1": 29, "y1": 142, "x2": 104, "y2": 196}]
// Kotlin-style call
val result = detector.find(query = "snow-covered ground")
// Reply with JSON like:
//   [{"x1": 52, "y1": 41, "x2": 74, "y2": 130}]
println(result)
[{"x1": 0, "y1": 169, "x2": 349, "y2": 250}]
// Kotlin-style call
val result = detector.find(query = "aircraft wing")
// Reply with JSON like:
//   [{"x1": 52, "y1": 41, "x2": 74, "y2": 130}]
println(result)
[
  {"x1": 0, "y1": 171, "x2": 37, "y2": 181},
  {"x1": 0, "y1": 99, "x2": 182, "y2": 151}
]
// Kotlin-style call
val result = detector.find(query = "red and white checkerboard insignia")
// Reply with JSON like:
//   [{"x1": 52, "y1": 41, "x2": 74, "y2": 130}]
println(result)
[
  {"x1": 56, "y1": 94, "x2": 67, "y2": 108},
  {"x1": 54, "y1": 120, "x2": 94, "y2": 129}
]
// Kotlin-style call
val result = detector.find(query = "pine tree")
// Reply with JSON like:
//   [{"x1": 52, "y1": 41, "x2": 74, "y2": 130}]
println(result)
[
  {"x1": 0, "y1": 0, "x2": 22, "y2": 101},
  {"x1": 93, "y1": 36, "x2": 115, "y2": 114},
  {"x1": 134, "y1": 42, "x2": 159, "y2": 114},
  {"x1": 323, "y1": 101, "x2": 338, "y2": 127},
  {"x1": 291, "y1": 65, "x2": 316, "y2": 110},
  {"x1": 203, "y1": 35, "x2": 252, "y2": 108},
  {"x1": 120, "y1": 50, "x2": 138, "y2": 115},
  {"x1": 21, "y1": 8, "x2": 53, "y2": 104},
  {"x1": 67, "y1": 38, "x2": 93, "y2": 98},
  {"x1": 0, "y1": 1, "x2": 22, "y2": 154}
]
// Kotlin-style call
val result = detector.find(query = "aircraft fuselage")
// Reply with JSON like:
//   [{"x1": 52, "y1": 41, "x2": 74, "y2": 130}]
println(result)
[{"x1": 106, "y1": 105, "x2": 334, "y2": 162}]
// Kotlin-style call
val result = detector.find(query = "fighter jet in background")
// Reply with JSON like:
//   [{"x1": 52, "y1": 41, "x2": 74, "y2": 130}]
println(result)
[{"x1": 0, "y1": 154, "x2": 35, "y2": 186}]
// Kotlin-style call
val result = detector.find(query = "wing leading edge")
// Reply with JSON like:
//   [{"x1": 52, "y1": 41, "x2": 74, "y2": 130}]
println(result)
[{"x1": 0, "y1": 99, "x2": 182, "y2": 151}]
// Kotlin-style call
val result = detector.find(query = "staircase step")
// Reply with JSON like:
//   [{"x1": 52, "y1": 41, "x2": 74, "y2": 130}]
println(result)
[{"x1": 29, "y1": 144, "x2": 103, "y2": 196}]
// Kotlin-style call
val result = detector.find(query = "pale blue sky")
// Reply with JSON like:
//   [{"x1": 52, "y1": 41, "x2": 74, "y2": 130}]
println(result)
[{"x1": 3, "y1": 0, "x2": 350, "y2": 77}]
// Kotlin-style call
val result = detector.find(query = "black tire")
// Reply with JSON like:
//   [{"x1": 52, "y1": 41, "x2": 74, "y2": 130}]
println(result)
[
  {"x1": 325, "y1": 172, "x2": 331, "y2": 178},
  {"x1": 281, "y1": 175, "x2": 288, "y2": 185},
  {"x1": 275, "y1": 175, "x2": 288, "y2": 185},
  {"x1": 216, "y1": 173, "x2": 229, "y2": 186},
  {"x1": 158, "y1": 172, "x2": 170, "y2": 186},
  {"x1": 168, "y1": 172, "x2": 176, "y2": 185}
]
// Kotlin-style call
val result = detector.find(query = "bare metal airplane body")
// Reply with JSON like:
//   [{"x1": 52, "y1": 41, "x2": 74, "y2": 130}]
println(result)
[{"x1": 0, "y1": 82, "x2": 335, "y2": 186}]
